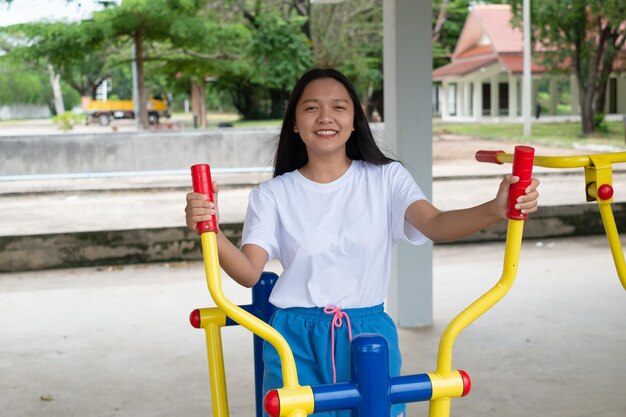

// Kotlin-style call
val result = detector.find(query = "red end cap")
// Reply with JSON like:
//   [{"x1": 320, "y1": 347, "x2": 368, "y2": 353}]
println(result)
[
  {"x1": 189, "y1": 309, "x2": 201, "y2": 328},
  {"x1": 459, "y1": 370, "x2": 471, "y2": 397},
  {"x1": 598, "y1": 184, "x2": 614, "y2": 200},
  {"x1": 264, "y1": 390, "x2": 280, "y2": 417},
  {"x1": 511, "y1": 146, "x2": 535, "y2": 182},
  {"x1": 475, "y1": 150, "x2": 505, "y2": 164}
]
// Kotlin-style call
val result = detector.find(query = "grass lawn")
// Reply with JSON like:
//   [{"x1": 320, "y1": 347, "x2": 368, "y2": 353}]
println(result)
[{"x1": 434, "y1": 120, "x2": 626, "y2": 149}]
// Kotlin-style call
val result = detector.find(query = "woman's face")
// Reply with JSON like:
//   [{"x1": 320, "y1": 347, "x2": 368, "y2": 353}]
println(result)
[{"x1": 293, "y1": 77, "x2": 355, "y2": 160}]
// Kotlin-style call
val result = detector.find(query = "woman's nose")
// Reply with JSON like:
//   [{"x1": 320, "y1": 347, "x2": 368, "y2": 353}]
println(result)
[{"x1": 317, "y1": 108, "x2": 333, "y2": 123}]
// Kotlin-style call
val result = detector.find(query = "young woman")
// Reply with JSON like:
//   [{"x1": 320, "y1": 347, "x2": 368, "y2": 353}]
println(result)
[{"x1": 185, "y1": 68, "x2": 539, "y2": 417}]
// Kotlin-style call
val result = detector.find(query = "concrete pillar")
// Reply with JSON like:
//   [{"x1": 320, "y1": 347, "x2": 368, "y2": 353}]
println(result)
[
  {"x1": 491, "y1": 76, "x2": 499, "y2": 117},
  {"x1": 456, "y1": 82, "x2": 464, "y2": 117},
  {"x1": 508, "y1": 75, "x2": 518, "y2": 117},
  {"x1": 440, "y1": 81, "x2": 448, "y2": 120},
  {"x1": 383, "y1": 0, "x2": 433, "y2": 327},
  {"x1": 463, "y1": 81, "x2": 471, "y2": 118},
  {"x1": 473, "y1": 79, "x2": 482, "y2": 120},
  {"x1": 532, "y1": 78, "x2": 539, "y2": 118}
]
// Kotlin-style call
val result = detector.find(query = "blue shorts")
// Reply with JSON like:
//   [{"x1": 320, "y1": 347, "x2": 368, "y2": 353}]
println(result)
[{"x1": 262, "y1": 304, "x2": 405, "y2": 417}]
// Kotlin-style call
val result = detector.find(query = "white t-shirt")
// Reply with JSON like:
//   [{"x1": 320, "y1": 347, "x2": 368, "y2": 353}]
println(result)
[{"x1": 242, "y1": 160, "x2": 428, "y2": 309}]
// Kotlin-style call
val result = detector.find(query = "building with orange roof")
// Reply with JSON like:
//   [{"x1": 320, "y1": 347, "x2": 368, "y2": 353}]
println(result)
[{"x1": 432, "y1": 4, "x2": 626, "y2": 121}]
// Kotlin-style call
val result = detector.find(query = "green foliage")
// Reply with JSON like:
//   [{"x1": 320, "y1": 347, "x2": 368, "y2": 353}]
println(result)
[
  {"x1": 250, "y1": 11, "x2": 312, "y2": 90},
  {"x1": 432, "y1": 0, "x2": 471, "y2": 68},
  {"x1": 0, "y1": 60, "x2": 51, "y2": 105},
  {"x1": 593, "y1": 113, "x2": 608, "y2": 133},
  {"x1": 0, "y1": 0, "x2": 438, "y2": 121},
  {"x1": 506, "y1": 0, "x2": 626, "y2": 134},
  {"x1": 52, "y1": 111, "x2": 85, "y2": 131}
]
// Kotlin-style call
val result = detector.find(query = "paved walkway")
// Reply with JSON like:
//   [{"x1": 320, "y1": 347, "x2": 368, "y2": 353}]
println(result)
[{"x1": 1, "y1": 236, "x2": 624, "y2": 417}]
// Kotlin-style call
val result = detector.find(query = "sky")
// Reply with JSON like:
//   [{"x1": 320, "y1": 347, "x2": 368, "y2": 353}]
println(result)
[{"x1": 0, "y1": 0, "x2": 118, "y2": 27}]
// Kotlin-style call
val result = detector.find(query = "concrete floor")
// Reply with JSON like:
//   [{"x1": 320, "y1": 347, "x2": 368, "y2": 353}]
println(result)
[{"x1": 1, "y1": 235, "x2": 625, "y2": 417}]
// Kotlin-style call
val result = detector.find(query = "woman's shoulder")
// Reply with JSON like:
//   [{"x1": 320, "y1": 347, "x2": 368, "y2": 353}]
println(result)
[
  {"x1": 358, "y1": 159, "x2": 405, "y2": 175},
  {"x1": 255, "y1": 170, "x2": 299, "y2": 193}
]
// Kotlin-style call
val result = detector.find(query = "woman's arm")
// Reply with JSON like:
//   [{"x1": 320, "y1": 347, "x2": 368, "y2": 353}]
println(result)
[
  {"x1": 185, "y1": 186, "x2": 267, "y2": 288},
  {"x1": 406, "y1": 175, "x2": 539, "y2": 243}
]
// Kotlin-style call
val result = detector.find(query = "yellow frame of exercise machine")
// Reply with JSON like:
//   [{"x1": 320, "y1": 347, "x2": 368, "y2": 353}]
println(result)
[
  {"x1": 199, "y1": 231, "x2": 313, "y2": 417},
  {"x1": 488, "y1": 150, "x2": 626, "y2": 291},
  {"x1": 192, "y1": 148, "x2": 537, "y2": 417}
]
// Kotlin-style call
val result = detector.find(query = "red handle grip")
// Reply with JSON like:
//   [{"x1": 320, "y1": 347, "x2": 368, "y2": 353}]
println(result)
[
  {"x1": 475, "y1": 150, "x2": 505, "y2": 164},
  {"x1": 507, "y1": 146, "x2": 535, "y2": 220},
  {"x1": 191, "y1": 164, "x2": 218, "y2": 233}
]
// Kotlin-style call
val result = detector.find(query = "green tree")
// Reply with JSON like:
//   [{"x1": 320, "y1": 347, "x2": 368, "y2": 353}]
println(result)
[
  {"x1": 249, "y1": 10, "x2": 312, "y2": 118},
  {"x1": 3, "y1": 19, "x2": 110, "y2": 112},
  {"x1": 154, "y1": 5, "x2": 252, "y2": 125},
  {"x1": 222, "y1": 0, "x2": 314, "y2": 119},
  {"x1": 507, "y1": 0, "x2": 626, "y2": 135},
  {"x1": 309, "y1": 0, "x2": 383, "y2": 119}
]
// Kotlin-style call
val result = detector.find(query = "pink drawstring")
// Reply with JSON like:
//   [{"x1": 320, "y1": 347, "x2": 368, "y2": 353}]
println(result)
[{"x1": 323, "y1": 306, "x2": 353, "y2": 383}]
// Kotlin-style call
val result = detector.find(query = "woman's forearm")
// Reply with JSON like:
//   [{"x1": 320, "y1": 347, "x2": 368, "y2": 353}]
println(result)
[{"x1": 215, "y1": 232, "x2": 266, "y2": 288}]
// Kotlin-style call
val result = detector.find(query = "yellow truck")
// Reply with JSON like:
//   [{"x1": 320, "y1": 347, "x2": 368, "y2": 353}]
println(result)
[{"x1": 82, "y1": 95, "x2": 170, "y2": 126}]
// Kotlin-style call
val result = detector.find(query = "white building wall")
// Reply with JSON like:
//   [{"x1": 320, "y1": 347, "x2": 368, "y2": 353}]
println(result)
[{"x1": 0, "y1": 104, "x2": 51, "y2": 120}]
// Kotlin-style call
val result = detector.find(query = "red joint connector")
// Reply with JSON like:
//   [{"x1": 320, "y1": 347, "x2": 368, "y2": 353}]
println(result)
[
  {"x1": 597, "y1": 184, "x2": 614, "y2": 201},
  {"x1": 189, "y1": 309, "x2": 201, "y2": 328},
  {"x1": 264, "y1": 389, "x2": 280, "y2": 417},
  {"x1": 459, "y1": 370, "x2": 471, "y2": 397}
]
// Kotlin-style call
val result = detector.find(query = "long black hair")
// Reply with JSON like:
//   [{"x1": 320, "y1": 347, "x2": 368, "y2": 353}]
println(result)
[{"x1": 273, "y1": 68, "x2": 395, "y2": 177}]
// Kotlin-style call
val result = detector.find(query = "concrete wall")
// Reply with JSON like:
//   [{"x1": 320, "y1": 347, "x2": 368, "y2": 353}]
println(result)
[
  {"x1": 0, "y1": 128, "x2": 280, "y2": 176},
  {"x1": 2, "y1": 202, "x2": 622, "y2": 272},
  {"x1": 0, "y1": 104, "x2": 51, "y2": 121}
]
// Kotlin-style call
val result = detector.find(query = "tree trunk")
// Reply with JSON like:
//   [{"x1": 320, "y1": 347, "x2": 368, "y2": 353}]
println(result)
[
  {"x1": 48, "y1": 64, "x2": 65, "y2": 116},
  {"x1": 134, "y1": 31, "x2": 149, "y2": 130},
  {"x1": 198, "y1": 78, "x2": 207, "y2": 128},
  {"x1": 576, "y1": 67, "x2": 595, "y2": 135},
  {"x1": 191, "y1": 79, "x2": 207, "y2": 128},
  {"x1": 594, "y1": 27, "x2": 623, "y2": 115},
  {"x1": 432, "y1": 0, "x2": 450, "y2": 44},
  {"x1": 574, "y1": 18, "x2": 606, "y2": 136}
]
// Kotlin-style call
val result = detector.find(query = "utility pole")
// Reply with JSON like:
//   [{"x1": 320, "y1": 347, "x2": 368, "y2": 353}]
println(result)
[
  {"x1": 131, "y1": 44, "x2": 141, "y2": 130},
  {"x1": 522, "y1": 0, "x2": 532, "y2": 137}
]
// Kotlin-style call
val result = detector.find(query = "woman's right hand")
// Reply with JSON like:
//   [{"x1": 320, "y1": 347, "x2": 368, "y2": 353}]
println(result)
[{"x1": 185, "y1": 181, "x2": 219, "y2": 234}]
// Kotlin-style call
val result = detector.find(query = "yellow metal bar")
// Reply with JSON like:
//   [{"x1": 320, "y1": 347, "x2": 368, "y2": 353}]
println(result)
[
  {"x1": 204, "y1": 320, "x2": 230, "y2": 417},
  {"x1": 428, "y1": 220, "x2": 524, "y2": 417},
  {"x1": 597, "y1": 203, "x2": 626, "y2": 290},
  {"x1": 496, "y1": 152, "x2": 626, "y2": 169},
  {"x1": 200, "y1": 232, "x2": 301, "y2": 389},
  {"x1": 429, "y1": 397, "x2": 451, "y2": 417}
]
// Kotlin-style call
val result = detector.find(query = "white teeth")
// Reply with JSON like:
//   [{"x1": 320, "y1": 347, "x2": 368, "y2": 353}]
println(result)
[{"x1": 316, "y1": 130, "x2": 337, "y2": 135}]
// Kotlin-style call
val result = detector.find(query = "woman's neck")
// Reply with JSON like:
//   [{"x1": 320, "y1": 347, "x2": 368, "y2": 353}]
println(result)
[{"x1": 299, "y1": 156, "x2": 352, "y2": 183}]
